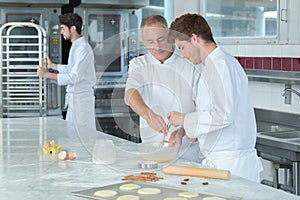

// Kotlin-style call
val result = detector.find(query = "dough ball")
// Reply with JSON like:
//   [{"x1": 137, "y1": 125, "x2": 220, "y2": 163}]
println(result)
[
  {"x1": 93, "y1": 189, "x2": 118, "y2": 198},
  {"x1": 203, "y1": 197, "x2": 226, "y2": 200},
  {"x1": 178, "y1": 191, "x2": 199, "y2": 198},
  {"x1": 119, "y1": 183, "x2": 141, "y2": 191},
  {"x1": 117, "y1": 194, "x2": 140, "y2": 200},
  {"x1": 137, "y1": 187, "x2": 161, "y2": 195}
]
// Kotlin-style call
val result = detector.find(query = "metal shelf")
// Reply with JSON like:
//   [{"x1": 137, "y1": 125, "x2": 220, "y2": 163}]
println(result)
[{"x1": 245, "y1": 69, "x2": 300, "y2": 85}]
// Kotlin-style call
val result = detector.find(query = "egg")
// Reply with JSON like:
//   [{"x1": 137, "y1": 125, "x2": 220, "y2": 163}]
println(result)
[
  {"x1": 58, "y1": 150, "x2": 68, "y2": 160},
  {"x1": 67, "y1": 152, "x2": 77, "y2": 160}
]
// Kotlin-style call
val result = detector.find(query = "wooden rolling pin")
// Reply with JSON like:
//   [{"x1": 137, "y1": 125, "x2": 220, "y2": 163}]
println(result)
[{"x1": 163, "y1": 165, "x2": 230, "y2": 180}]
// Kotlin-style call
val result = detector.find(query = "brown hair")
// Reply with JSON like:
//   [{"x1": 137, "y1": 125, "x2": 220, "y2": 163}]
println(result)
[
  {"x1": 169, "y1": 13, "x2": 215, "y2": 43},
  {"x1": 141, "y1": 15, "x2": 168, "y2": 29},
  {"x1": 59, "y1": 13, "x2": 83, "y2": 35}
]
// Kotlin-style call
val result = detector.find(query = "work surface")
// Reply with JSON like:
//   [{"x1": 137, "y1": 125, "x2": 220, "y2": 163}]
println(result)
[{"x1": 0, "y1": 117, "x2": 299, "y2": 200}]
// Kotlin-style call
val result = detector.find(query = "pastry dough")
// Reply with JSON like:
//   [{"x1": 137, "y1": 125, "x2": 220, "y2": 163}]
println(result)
[
  {"x1": 137, "y1": 187, "x2": 161, "y2": 195},
  {"x1": 117, "y1": 194, "x2": 140, "y2": 200},
  {"x1": 178, "y1": 191, "x2": 199, "y2": 198},
  {"x1": 119, "y1": 183, "x2": 141, "y2": 191},
  {"x1": 164, "y1": 197, "x2": 187, "y2": 200},
  {"x1": 93, "y1": 189, "x2": 118, "y2": 198},
  {"x1": 203, "y1": 197, "x2": 226, "y2": 200}
]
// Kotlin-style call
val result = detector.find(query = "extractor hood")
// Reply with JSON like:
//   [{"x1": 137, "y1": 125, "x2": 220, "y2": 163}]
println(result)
[
  {"x1": 0, "y1": 0, "x2": 69, "y2": 7},
  {"x1": 76, "y1": 0, "x2": 149, "y2": 9}
]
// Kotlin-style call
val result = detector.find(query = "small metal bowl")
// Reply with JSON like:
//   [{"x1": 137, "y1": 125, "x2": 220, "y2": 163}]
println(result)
[{"x1": 138, "y1": 161, "x2": 158, "y2": 169}]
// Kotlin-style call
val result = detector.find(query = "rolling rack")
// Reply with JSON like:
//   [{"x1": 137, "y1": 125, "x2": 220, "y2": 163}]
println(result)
[{"x1": 0, "y1": 22, "x2": 47, "y2": 117}]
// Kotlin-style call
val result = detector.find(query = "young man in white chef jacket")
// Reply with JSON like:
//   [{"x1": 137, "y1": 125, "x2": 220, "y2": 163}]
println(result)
[
  {"x1": 37, "y1": 13, "x2": 96, "y2": 130},
  {"x1": 167, "y1": 13, "x2": 263, "y2": 182},
  {"x1": 125, "y1": 15, "x2": 202, "y2": 162}
]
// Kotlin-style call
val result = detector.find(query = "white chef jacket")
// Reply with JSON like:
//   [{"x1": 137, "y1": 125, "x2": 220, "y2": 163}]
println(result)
[
  {"x1": 125, "y1": 48, "x2": 202, "y2": 162},
  {"x1": 57, "y1": 37, "x2": 96, "y2": 130},
  {"x1": 183, "y1": 47, "x2": 263, "y2": 182}
]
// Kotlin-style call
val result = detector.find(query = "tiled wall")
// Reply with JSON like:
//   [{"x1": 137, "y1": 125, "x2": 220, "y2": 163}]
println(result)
[
  {"x1": 236, "y1": 57, "x2": 300, "y2": 71},
  {"x1": 234, "y1": 56, "x2": 300, "y2": 114}
]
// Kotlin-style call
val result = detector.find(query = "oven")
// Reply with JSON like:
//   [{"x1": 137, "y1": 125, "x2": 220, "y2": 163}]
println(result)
[
  {"x1": 74, "y1": 0, "x2": 148, "y2": 142},
  {"x1": 0, "y1": 1, "x2": 67, "y2": 117}
]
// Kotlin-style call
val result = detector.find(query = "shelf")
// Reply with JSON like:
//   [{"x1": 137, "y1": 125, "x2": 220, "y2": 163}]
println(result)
[{"x1": 245, "y1": 69, "x2": 300, "y2": 85}]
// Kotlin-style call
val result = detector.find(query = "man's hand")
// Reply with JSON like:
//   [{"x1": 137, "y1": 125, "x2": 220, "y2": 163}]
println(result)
[
  {"x1": 168, "y1": 127, "x2": 185, "y2": 145},
  {"x1": 144, "y1": 110, "x2": 169, "y2": 135},
  {"x1": 37, "y1": 66, "x2": 47, "y2": 78},
  {"x1": 45, "y1": 55, "x2": 57, "y2": 70},
  {"x1": 167, "y1": 111, "x2": 186, "y2": 126}
]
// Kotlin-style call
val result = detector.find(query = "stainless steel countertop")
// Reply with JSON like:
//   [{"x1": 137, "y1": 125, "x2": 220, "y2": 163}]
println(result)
[{"x1": 0, "y1": 117, "x2": 299, "y2": 200}]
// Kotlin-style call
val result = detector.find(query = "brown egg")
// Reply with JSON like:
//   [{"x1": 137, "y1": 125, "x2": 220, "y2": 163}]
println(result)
[
  {"x1": 58, "y1": 151, "x2": 68, "y2": 160},
  {"x1": 67, "y1": 152, "x2": 77, "y2": 160}
]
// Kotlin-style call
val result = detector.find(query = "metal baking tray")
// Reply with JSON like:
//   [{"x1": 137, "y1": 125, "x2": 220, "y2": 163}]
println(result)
[{"x1": 71, "y1": 181, "x2": 241, "y2": 200}]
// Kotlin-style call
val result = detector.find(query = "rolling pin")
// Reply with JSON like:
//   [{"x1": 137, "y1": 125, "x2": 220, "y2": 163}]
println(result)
[{"x1": 163, "y1": 165, "x2": 230, "y2": 180}]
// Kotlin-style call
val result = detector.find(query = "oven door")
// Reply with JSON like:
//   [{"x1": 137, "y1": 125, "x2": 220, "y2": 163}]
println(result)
[
  {"x1": 75, "y1": 8, "x2": 129, "y2": 77},
  {"x1": 96, "y1": 113, "x2": 140, "y2": 143}
]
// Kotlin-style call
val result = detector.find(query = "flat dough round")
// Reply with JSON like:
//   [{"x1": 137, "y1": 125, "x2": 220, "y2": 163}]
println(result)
[
  {"x1": 178, "y1": 191, "x2": 199, "y2": 198},
  {"x1": 117, "y1": 194, "x2": 140, "y2": 200},
  {"x1": 137, "y1": 187, "x2": 161, "y2": 195},
  {"x1": 119, "y1": 183, "x2": 141, "y2": 191},
  {"x1": 93, "y1": 189, "x2": 118, "y2": 198},
  {"x1": 203, "y1": 197, "x2": 226, "y2": 200},
  {"x1": 164, "y1": 197, "x2": 187, "y2": 200}
]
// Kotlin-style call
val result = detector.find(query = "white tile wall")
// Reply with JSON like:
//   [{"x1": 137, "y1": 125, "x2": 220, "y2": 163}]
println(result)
[{"x1": 249, "y1": 81, "x2": 300, "y2": 114}]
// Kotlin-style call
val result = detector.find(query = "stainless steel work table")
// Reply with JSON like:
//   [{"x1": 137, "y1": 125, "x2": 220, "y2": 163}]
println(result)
[{"x1": 0, "y1": 117, "x2": 299, "y2": 200}]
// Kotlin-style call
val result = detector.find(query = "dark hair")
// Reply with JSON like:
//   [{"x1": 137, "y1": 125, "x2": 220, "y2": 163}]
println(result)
[
  {"x1": 141, "y1": 15, "x2": 168, "y2": 29},
  {"x1": 59, "y1": 13, "x2": 82, "y2": 35},
  {"x1": 169, "y1": 13, "x2": 215, "y2": 44}
]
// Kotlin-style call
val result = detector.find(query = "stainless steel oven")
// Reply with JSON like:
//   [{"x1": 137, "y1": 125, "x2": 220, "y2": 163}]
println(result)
[
  {"x1": 74, "y1": 0, "x2": 148, "y2": 142},
  {"x1": 0, "y1": 1, "x2": 67, "y2": 117}
]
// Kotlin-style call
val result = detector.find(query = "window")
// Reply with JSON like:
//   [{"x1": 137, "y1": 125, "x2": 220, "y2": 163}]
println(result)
[{"x1": 204, "y1": 0, "x2": 277, "y2": 41}]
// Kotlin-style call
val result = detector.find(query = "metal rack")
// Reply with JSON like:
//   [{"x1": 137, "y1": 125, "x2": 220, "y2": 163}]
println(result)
[{"x1": 0, "y1": 22, "x2": 47, "y2": 117}]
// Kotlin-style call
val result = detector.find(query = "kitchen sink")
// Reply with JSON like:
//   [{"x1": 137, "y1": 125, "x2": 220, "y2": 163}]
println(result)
[
  {"x1": 260, "y1": 131, "x2": 300, "y2": 139},
  {"x1": 257, "y1": 121, "x2": 296, "y2": 133}
]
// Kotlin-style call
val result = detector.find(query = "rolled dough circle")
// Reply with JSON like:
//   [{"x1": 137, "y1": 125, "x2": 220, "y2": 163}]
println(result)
[
  {"x1": 117, "y1": 194, "x2": 140, "y2": 200},
  {"x1": 137, "y1": 187, "x2": 161, "y2": 195},
  {"x1": 93, "y1": 189, "x2": 118, "y2": 198},
  {"x1": 178, "y1": 191, "x2": 199, "y2": 198},
  {"x1": 119, "y1": 183, "x2": 141, "y2": 191}
]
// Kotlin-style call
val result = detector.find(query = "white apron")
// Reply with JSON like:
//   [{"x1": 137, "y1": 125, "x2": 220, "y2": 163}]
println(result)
[
  {"x1": 202, "y1": 149, "x2": 263, "y2": 182},
  {"x1": 65, "y1": 91, "x2": 96, "y2": 130}
]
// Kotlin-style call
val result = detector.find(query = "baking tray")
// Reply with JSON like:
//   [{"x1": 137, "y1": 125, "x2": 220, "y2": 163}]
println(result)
[{"x1": 71, "y1": 181, "x2": 241, "y2": 200}]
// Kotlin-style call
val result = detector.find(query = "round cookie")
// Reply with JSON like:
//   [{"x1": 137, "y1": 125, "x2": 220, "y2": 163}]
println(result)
[
  {"x1": 178, "y1": 191, "x2": 199, "y2": 198},
  {"x1": 117, "y1": 194, "x2": 140, "y2": 200},
  {"x1": 119, "y1": 183, "x2": 141, "y2": 191},
  {"x1": 203, "y1": 197, "x2": 226, "y2": 200},
  {"x1": 164, "y1": 197, "x2": 187, "y2": 200},
  {"x1": 137, "y1": 187, "x2": 161, "y2": 195},
  {"x1": 93, "y1": 190, "x2": 118, "y2": 198}
]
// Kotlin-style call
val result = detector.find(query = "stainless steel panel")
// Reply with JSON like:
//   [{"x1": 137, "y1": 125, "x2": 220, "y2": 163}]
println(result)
[
  {"x1": 0, "y1": 0, "x2": 68, "y2": 7},
  {"x1": 246, "y1": 69, "x2": 300, "y2": 85},
  {"x1": 78, "y1": 0, "x2": 149, "y2": 9}
]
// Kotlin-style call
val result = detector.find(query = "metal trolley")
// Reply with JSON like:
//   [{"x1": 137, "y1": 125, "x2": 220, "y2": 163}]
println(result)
[{"x1": 0, "y1": 22, "x2": 47, "y2": 117}]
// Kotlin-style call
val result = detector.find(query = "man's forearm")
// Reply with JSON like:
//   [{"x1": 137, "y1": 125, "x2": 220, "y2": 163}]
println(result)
[{"x1": 125, "y1": 88, "x2": 150, "y2": 119}]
